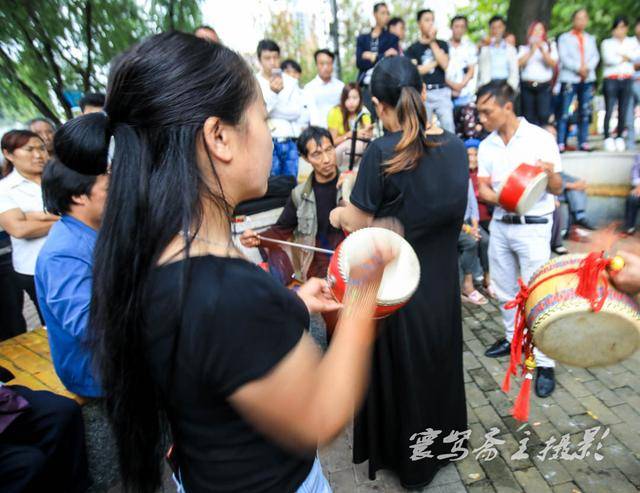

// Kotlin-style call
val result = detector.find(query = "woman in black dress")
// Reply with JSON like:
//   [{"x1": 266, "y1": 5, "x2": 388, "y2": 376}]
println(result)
[
  {"x1": 75, "y1": 33, "x2": 394, "y2": 493},
  {"x1": 330, "y1": 56, "x2": 469, "y2": 488}
]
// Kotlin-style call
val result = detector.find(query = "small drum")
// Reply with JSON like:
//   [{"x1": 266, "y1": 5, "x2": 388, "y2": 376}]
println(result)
[
  {"x1": 525, "y1": 254, "x2": 640, "y2": 367},
  {"x1": 327, "y1": 227, "x2": 420, "y2": 318},
  {"x1": 497, "y1": 163, "x2": 548, "y2": 215}
]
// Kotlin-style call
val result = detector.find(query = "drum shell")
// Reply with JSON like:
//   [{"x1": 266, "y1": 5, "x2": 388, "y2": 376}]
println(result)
[
  {"x1": 524, "y1": 255, "x2": 640, "y2": 367},
  {"x1": 498, "y1": 163, "x2": 548, "y2": 215}
]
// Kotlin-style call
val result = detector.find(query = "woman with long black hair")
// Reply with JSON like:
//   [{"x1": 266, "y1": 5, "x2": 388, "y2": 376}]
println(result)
[
  {"x1": 78, "y1": 32, "x2": 394, "y2": 493},
  {"x1": 330, "y1": 56, "x2": 469, "y2": 488}
]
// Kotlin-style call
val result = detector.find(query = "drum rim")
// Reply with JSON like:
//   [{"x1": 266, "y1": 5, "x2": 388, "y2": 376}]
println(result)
[{"x1": 337, "y1": 227, "x2": 420, "y2": 306}]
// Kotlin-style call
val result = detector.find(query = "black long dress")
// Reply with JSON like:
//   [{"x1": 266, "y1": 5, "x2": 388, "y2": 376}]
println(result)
[{"x1": 349, "y1": 130, "x2": 468, "y2": 489}]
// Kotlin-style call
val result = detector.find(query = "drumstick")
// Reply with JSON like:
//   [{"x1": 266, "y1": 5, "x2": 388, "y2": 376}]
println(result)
[{"x1": 256, "y1": 235, "x2": 335, "y2": 255}]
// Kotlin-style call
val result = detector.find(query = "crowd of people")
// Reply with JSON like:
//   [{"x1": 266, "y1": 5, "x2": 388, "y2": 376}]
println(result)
[{"x1": 1, "y1": 4, "x2": 640, "y2": 493}]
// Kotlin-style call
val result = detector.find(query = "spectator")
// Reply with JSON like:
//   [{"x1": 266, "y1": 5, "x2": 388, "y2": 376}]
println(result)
[
  {"x1": 387, "y1": 17, "x2": 406, "y2": 52},
  {"x1": 304, "y1": 49, "x2": 344, "y2": 128},
  {"x1": 327, "y1": 83, "x2": 373, "y2": 169},
  {"x1": 625, "y1": 18, "x2": 640, "y2": 151},
  {"x1": 447, "y1": 15, "x2": 478, "y2": 129},
  {"x1": 557, "y1": 8, "x2": 600, "y2": 152},
  {"x1": 79, "y1": 92, "x2": 105, "y2": 115},
  {"x1": 459, "y1": 178, "x2": 489, "y2": 306},
  {"x1": 601, "y1": 16, "x2": 636, "y2": 152},
  {"x1": 465, "y1": 139, "x2": 492, "y2": 293},
  {"x1": 0, "y1": 371, "x2": 90, "y2": 492},
  {"x1": 194, "y1": 25, "x2": 220, "y2": 44},
  {"x1": 255, "y1": 39, "x2": 303, "y2": 177},
  {"x1": 624, "y1": 153, "x2": 640, "y2": 234},
  {"x1": 35, "y1": 114, "x2": 110, "y2": 398},
  {"x1": 356, "y1": 2, "x2": 399, "y2": 117},
  {"x1": 518, "y1": 21, "x2": 558, "y2": 126},
  {"x1": 505, "y1": 32, "x2": 517, "y2": 47},
  {"x1": 0, "y1": 130, "x2": 58, "y2": 326},
  {"x1": 478, "y1": 15, "x2": 519, "y2": 91},
  {"x1": 27, "y1": 118, "x2": 56, "y2": 156},
  {"x1": 281, "y1": 59, "x2": 302, "y2": 80},
  {"x1": 406, "y1": 9, "x2": 453, "y2": 132}
]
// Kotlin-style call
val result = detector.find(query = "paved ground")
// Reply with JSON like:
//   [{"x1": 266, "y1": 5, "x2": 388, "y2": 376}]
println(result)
[
  {"x1": 23, "y1": 282, "x2": 640, "y2": 493},
  {"x1": 318, "y1": 298, "x2": 640, "y2": 493}
]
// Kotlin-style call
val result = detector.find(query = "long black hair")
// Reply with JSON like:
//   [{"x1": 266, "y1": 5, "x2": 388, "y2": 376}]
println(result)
[
  {"x1": 370, "y1": 56, "x2": 436, "y2": 174},
  {"x1": 87, "y1": 31, "x2": 257, "y2": 492}
]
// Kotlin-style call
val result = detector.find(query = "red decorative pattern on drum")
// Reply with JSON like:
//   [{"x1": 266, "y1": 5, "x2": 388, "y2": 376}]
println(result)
[
  {"x1": 326, "y1": 228, "x2": 420, "y2": 319},
  {"x1": 498, "y1": 163, "x2": 548, "y2": 215}
]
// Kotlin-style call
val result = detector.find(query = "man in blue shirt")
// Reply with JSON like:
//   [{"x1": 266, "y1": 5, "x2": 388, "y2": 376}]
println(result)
[{"x1": 35, "y1": 158, "x2": 108, "y2": 398}]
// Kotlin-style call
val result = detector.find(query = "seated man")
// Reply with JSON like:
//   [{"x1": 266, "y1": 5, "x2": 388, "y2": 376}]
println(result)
[
  {"x1": 241, "y1": 126, "x2": 345, "y2": 282},
  {"x1": 35, "y1": 117, "x2": 109, "y2": 398},
  {"x1": 0, "y1": 366, "x2": 89, "y2": 492},
  {"x1": 241, "y1": 126, "x2": 346, "y2": 336}
]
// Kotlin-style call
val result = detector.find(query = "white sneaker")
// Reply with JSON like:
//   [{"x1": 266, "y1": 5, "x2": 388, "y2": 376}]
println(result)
[
  {"x1": 615, "y1": 137, "x2": 626, "y2": 152},
  {"x1": 604, "y1": 137, "x2": 616, "y2": 152}
]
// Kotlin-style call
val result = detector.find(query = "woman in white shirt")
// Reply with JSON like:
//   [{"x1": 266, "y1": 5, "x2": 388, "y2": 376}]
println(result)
[
  {"x1": 601, "y1": 16, "x2": 636, "y2": 152},
  {"x1": 0, "y1": 130, "x2": 58, "y2": 325},
  {"x1": 518, "y1": 21, "x2": 558, "y2": 126}
]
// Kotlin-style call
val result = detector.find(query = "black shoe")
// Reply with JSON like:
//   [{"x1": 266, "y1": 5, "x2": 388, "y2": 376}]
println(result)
[
  {"x1": 574, "y1": 218, "x2": 596, "y2": 230},
  {"x1": 535, "y1": 367, "x2": 555, "y2": 398},
  {"x1": 552, "y1": 245, "x2": 569, "y2": 255},
  {"x1": 484, "y1": 338, "x2": 511, "y2": 358}
]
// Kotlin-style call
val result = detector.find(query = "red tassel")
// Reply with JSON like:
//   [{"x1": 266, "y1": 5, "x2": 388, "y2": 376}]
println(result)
[
  {"x1": 512, "y1": 371, "x2": 533, "y2": 422},
  {"x1": 502, "y1": 278, "x2": 529, "y2": 393},
  {"x1": 575, "y1": 251, "x2": 609, "y2": 312}
]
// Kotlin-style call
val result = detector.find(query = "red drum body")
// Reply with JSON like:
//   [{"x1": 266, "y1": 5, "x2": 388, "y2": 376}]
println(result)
[
  {"x1": 497, "y1": 163, "x2": 548, "y2": 215},
  {"x1": 327, "y1": 227, "x2": 420, "y2": 318}
]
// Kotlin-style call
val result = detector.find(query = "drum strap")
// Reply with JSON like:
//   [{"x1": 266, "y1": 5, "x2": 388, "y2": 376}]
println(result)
[{"x1": 502, "y1": 251, "x2": 614, "y2": 422}]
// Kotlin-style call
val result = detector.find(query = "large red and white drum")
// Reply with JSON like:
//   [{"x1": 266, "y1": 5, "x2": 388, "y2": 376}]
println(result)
[
  {"x1": 327, "y1": 227, "x2": 420, "y2": 318},
  {"x1": 497, "y1": 163, "x2": 548, "y2": 215}
]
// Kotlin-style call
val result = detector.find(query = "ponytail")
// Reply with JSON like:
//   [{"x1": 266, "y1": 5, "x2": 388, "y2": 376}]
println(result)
[{"x1": 384, "y1": 86, "x2": 435, "y2": 175}]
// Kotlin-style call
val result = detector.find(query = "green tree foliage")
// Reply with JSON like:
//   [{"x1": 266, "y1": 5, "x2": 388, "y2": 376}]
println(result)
[{"x1": 0, "y1": 0, "x2": 201, "y2": 124}]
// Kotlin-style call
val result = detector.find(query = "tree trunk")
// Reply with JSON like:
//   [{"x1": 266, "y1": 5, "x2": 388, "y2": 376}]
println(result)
[
  {"x1": 506, "y1": 0, "x2": 558, "y2": 45},
  {"x1": 84, "y1": 0, "x2": 93, "y2": 93},
  {"x1": 167, "y1": 0, "x2": 175, "y2": 30}
]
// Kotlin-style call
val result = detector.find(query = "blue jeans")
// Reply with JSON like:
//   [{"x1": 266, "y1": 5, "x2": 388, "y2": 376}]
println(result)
[
  {"x1": 271, "y1": 139, "x2": 299, "y2": 177},
  {"x1": 560, "y1": 172, "x2": 588, "y2": 221},
  {"x1": 625, "y1": 79, "x2": 640, "y2": 150},
  {"x1": 557, "y1": 82, "x2": 594, "y2": 148}
]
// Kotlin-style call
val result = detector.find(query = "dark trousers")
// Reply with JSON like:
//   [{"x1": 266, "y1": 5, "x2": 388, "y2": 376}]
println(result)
[
  {"x1": 557, "y1": 82, "x2": 594, "y2": 147},
  {"x1": 13, "y1": 272, "x2": 43, "y2": 325},
  {"x1": 360, "y1": 85, "x2": 377, "y2": 123},
  {"x1": 625, "y1": 193, "x2": 640, "y2": 230},
  {"x1": 0, "y1": 260, "x2": 26, "y2": 341},
  {"x1": 0, "y1": 386, "x2": 89, "y2": 493},
  {"x1": 603, "y1": 78, "x2": 633, "y2": 139},
  {"x1": 520, "y1": 81, "x2": 552, "y2": 126},
  {"x1": 551, "y1": 205, "x2": 564, "y2": 248}
]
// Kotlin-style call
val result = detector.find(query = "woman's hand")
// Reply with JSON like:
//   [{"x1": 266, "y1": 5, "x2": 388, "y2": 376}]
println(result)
[
  {"x1": 240, "y1": 229, "x2": 260, "y2": 248},
  {"x1": 609, "y1": 250, "x2": 640, "y2": 296},
  {"x1": 296, "y1": 277, "x2": 342, "y2": 314}
]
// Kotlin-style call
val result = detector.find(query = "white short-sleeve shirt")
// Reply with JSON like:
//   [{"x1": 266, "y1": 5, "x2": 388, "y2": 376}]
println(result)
[
  {"x1": 0, "y1": 170, "x2": 48, "y2": 275},
  {"x1": 477, "y1": 118, "x2": 562, "y2": 220}
]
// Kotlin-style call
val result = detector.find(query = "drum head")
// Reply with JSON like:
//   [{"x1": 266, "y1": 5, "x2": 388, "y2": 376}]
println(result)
[
  {"x1": 534, "y1": 311, "x2": 640, "y2": 368},
  {"x1": 516, "y1": 172, "x2": 548, "y2": 215},
  {"x1": 339, "y1": 228, "x2": 420, "y2": 306}
]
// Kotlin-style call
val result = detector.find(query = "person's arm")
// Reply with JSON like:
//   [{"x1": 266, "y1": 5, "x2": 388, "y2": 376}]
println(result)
[
  {"x1": 240, "y1": 197, "x2": 298, "y2": 248},
  {"x1": 431, "y1": 41, "x2": 449, "y2": 70},
  {"x1": 229, "y1": 247, "x2": 392, "y2": 451},
  {"x1": 478, "y1": 177, "x2": 499, "y2": 205},
  {"x1": 270, "y1": 81, "x2": 302, "y2": 122},
  {"x1": 507, "y1": 45, "x2": 520, "y2": 91},
  {"x1": 0, "y1": 208, "x2": 57, "y2": 239},
  {"x1": 38, "y1": 255, "x2": 92, "y2": 338},
  {"x1": 540, "y1": 42, "x2": 558, "y2": 69},
  {"x1": 587, "y1": 35, "x2": 600, "y2": 71},
  {"x1": 329, "y1": 202, "x2": 374, "y2": 233},
  {"x1": 356, "y1": 34, "x2": 373, "y2": 71},
  {"x1": 518, "y1": 45, "x2": 534, "y2": 68}
]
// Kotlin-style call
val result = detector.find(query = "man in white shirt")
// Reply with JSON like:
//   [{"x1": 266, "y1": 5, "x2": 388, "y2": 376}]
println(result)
[
  {"x1": 303, "y1": 50, "x2": 344, "y2": 129},
  {"x1": 476, "y1": 81, "x2": 563, "y2": 399},
  {"x1": 446, "y1": 15, "x2": 478, "y2": 132},
  {"x1": 255, "y1": 39, "x2": 303, "y2": 177}
]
